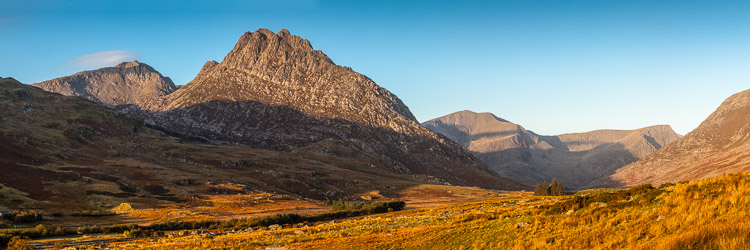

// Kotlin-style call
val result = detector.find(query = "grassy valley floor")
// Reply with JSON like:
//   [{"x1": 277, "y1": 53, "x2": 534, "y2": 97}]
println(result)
[{"x1": 10, "y1": 172, "x2": 750, "y2": 249}]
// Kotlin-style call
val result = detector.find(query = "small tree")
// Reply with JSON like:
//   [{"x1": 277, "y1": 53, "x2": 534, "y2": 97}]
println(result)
[
  {"x1": 549, "y1": 179, "x2": 565, "y2": 196},
  {"x1": 534, "y1": 181, "x2": 549, "y2": 196}
]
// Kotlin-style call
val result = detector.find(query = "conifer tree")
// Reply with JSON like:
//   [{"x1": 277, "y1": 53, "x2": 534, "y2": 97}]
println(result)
[
  {"x1": 534, "y1": 181, "x2": 549, "y2": 196},
  {"x1": 549, "y1": 179, "x2": 565, "y2": 196}
]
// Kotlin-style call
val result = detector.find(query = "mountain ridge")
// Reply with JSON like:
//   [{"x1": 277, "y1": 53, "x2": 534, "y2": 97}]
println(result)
[
  {"x1": 423, "y1": 110, "x2": 681, "y2": 189},
  {"x1": 602, "y1": 88, "x2": 750, "y2": 187}
]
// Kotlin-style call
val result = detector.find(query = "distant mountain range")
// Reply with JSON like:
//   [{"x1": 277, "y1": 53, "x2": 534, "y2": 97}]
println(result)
[
  {"x1": 423, "y1": 110, "x2": 681, "y2": 189},
  {"x1": 601, "y1": 88, "x2": 750, "y2": 187},
  {"x1": 31, "y1": 28, "x2": 526, "y2": 191}
]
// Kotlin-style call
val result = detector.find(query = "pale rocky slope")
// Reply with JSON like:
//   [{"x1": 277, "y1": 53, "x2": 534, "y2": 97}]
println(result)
[
  {"x1": 33, "y1": 61, "x2": 176, "y2": 107},
  {"x1": 601, "y1": 89, "x2": 750, "y2": 187},
  {"x1": 423, "y1": 110, "x2": 681, "y2": 189}
]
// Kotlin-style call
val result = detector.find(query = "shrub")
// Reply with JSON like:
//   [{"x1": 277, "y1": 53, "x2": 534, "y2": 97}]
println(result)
[
  {"x1": 2, "y1": 211, "x2": 44, "y2": 224},
  {"x1": 123, "y1": 228, "x2": 143, "y2": 238},
  {"x1": 6, "y1": 236, "x2": 31, "y2": 250},
  {"x1": 542, "y1": 184, "x2": 662, "y2": 215}
]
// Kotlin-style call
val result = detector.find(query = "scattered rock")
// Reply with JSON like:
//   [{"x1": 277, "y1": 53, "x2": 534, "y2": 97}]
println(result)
[
  {"x1": 516, "y1": 222, "x2": 530, "y2": 228},
  {"x1": 294, "y1": 229, "x2": 305, "y2": 235},
  {"x1": 268, "y1": 224, "x2": 281, "y2": 230},
  {"x1": 21, "y1": 103, "x2": 32, "y2": 112},
  {"x1": 111, "y1": 203, "x2": 134, "y2": 213},
  {"x1": 191, "y1": 230, "x2": 209, "y2": 236}
]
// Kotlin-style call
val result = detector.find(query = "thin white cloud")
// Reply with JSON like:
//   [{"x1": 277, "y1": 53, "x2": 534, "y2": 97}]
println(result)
[{"x1": 65, "y1": 50, "x2": 140, "y2": 69}]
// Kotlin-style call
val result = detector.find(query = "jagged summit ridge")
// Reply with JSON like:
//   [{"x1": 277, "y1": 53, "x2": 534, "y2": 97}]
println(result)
[{"x1": 165, "y1": 28, "x2": 418, "y2": 133}]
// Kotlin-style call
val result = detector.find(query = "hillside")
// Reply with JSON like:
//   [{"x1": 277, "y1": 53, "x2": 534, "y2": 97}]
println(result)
[
  {"x1": 34, "y1": 28, "x2": 525, "y2": 190},
  {"x1": 423, "y1": 110, "x2": 681, "y2": 189},
  {"x1": 0, "y1": 77, "x2": 512, "y2": 217},
  {"x1": 604, "y1": 88, "x2": 750, "y2": 187}
]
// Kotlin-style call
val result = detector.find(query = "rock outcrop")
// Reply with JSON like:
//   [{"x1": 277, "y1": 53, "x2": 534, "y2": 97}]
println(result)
[{"x1": 423, "y1": 110, "x2": 681, "y2": 189}]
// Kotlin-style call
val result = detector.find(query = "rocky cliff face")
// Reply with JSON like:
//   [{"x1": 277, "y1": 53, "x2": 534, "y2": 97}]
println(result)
[
  {"x1": 34, "y1": 29, "x2": 525, "y2": 190},
  {"x1": 603, "y1": 89, "x2": 750, "y2": 187},
  {"x1": 423, "y1": 110, "x2": 681, "y2": 189},
  {"x1": 33, "y1": 61, "x2": 176, "y2": 107},
  {"x1": 160, "y1": 29, "x2": 417, "y2": 133}
]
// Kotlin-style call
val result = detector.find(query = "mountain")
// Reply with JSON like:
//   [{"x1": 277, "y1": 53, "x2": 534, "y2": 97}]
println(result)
[
  {"x1": 422, "y1": 110, "x2": 681, "y2": 189},
  {"x1": 603, "y1": 89, "x2": 750, "y2": 187},
  {"x1": 33, "y1": 61, "x2": 177, "y2": 107},
  {"x1": 2, "y1": 76, "x2": 514, "y2": 212},
  {"x1": 32, "y1": 28, "x2": 526, "y2": 190}
]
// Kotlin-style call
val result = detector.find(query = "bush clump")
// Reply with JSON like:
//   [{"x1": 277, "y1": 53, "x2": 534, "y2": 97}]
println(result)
[
  {"x1": 2, "y1": 211, "x2": 43, "y2": 224},
  {"x1": 534, "y1": 179, "x2": 566, "y2": 196},
  {"x1": 542, "y1": 184, "x2": 662, "y2": 215}
]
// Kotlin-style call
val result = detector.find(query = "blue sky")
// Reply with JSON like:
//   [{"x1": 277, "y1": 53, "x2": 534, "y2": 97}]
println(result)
[{"x1": 1, "y1": 0, "x2": 749, "y2": 135}]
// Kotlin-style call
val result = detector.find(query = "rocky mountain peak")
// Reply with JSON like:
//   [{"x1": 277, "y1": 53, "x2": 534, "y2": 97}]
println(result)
[
  {"x1": 116, "y1": 60, "x2": 143, "y2": 68},
  {"x1": 218, "y1": 28, "x2": 332, "y2": 77},
  {"x1": 165, "y1": 28, "x2": 417, "y2": 131},
  {"x1": 32, "y1": 61, "x2": 176, "y2": 107},
  {"x1": 277, "y1": 28, "x2": 291, "y2": 37}
]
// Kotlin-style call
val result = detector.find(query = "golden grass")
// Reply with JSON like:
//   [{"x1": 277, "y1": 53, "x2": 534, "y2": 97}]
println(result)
[{"x1": 69, "y1": 172, "x2": 750, "y2": 249}]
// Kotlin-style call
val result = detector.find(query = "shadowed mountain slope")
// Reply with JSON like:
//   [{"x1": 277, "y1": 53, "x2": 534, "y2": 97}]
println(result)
[
  {"x1": 423, "y1": 110, "x2": 681, "y2": 189},
  {"x1": 602, "y1": 88, "x2": 750, "y2": 187}
]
